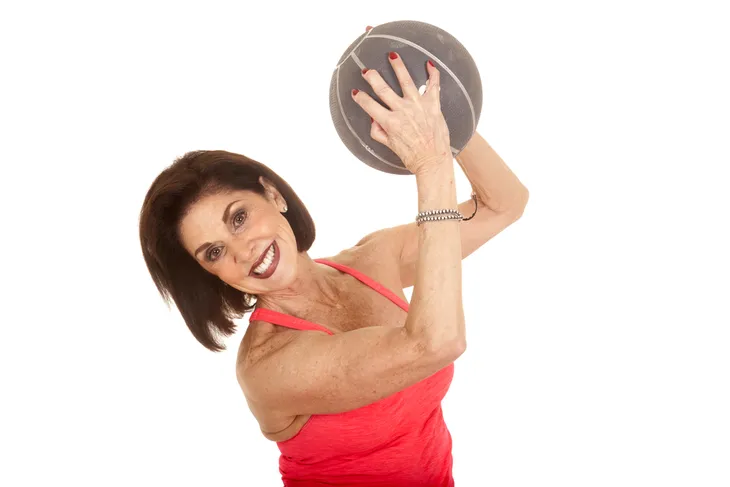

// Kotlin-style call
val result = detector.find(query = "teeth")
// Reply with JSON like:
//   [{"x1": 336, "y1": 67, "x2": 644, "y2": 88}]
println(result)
[{"x1": 253, "y1": 244, "x2": 275, "y2": 275}]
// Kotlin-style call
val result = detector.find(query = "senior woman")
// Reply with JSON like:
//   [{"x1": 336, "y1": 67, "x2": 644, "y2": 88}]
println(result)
[{"x1": 139, "y1": 52, "x2": 528, "y2": 486}]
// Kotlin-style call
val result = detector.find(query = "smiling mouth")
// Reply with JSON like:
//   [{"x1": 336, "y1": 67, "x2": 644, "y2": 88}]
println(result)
[{"x1": 249, "y1": 241, "x2": 278, "y2": 277}]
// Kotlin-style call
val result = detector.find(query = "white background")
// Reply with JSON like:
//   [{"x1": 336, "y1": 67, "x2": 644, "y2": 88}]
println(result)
[{"x1": 1, "y1": 0, "x2": 728, "y2": 485}]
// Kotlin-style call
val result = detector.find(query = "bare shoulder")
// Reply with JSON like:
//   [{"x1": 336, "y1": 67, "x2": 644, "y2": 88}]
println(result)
[
  {"x1": 353, "y1": 228, "x2": 400, "y2": 258},
  {"x1": 235, "y1": 321, "x2": 307, "y2": 441},
  {"x1": 335, "y1": 228, "x2": 401, "y2": 276},
  {"x1": 236, "y1": 320, "x2": 296, "y2": 389}
]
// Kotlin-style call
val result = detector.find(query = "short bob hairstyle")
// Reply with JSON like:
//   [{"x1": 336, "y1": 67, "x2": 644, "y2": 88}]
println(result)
[{"x1": 139, "y1": 150, "x2": 316, "y2": 352}]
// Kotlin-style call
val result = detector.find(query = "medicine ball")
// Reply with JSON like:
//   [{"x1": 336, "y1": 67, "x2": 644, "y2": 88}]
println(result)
[{"x1": 329, "y1": 20, "x2": 483, "y2": 175}]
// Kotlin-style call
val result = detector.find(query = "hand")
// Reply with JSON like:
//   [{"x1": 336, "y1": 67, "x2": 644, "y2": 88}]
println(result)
[{"x1": 351, "y1": 50, "x2": 451, "y2": 176}]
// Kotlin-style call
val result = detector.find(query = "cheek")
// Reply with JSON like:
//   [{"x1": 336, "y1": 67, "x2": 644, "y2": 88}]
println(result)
[{"x1": 217, "y1": 255, "x2": 252, "y2": 281}]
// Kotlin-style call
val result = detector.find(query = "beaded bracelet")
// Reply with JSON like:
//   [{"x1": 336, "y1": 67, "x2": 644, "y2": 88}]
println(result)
[{"x1": 415, "y1": 192, "x2": 478, "y2": 226}]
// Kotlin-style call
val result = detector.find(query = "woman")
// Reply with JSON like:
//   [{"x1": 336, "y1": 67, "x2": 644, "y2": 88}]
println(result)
[{"x1": 139, "y1": 52, "x2": 528, "y2": 486}]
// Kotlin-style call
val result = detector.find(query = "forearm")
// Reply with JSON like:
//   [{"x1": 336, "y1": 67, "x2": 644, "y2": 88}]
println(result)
[
  {"x1": 404, "y1": 160, "x2": 465, "y2": 352},
  {"x1": 455, "y1": 132, "x2": 529, "y2": 213}
]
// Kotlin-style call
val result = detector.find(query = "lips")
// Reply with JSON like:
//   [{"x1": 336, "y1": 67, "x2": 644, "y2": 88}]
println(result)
[{"x1": 249, "y1": 241, "x2": 275, "y2": 276}]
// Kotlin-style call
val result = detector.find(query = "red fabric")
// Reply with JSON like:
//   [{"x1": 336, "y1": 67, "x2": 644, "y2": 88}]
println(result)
[{"x1": 249, "y1": 259, "x2": 455, "y2": 487}]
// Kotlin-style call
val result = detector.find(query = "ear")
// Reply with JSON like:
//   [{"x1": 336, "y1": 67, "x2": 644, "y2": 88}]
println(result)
[
  {"x1": 259, "y1": 176, "x2": 286, "y2": 209},
  {"x1": 259, "y1": 176, "x2": 276, "y2": 198}
]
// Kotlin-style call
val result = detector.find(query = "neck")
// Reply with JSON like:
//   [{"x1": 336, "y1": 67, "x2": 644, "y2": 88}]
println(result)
[{"x1": 253, "y1": 252, "x2": 343, "y2": 315}]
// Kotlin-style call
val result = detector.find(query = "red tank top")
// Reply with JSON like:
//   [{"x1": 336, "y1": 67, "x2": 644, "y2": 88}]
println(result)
[{"x1": 249, "y1": 259, "x2": 456, "y2": 486}]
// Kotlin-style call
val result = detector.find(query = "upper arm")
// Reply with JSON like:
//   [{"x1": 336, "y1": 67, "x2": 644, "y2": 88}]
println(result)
[
  {"x1": 386, "y1": 193, "x2": 529, "y2": 289},
  {"x1": 238, "y1": 323, "x2": 462, "y2": 419}
]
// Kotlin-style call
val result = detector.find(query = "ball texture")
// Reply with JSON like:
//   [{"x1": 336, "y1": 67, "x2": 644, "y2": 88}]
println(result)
[{"x1": 329, "y1": 20, "x2": 483, "y2": 175}]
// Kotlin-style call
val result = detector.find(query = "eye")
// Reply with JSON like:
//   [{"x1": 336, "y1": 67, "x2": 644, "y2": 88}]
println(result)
[
  {"x1": 205, "y1": 210, "x2": 246, "y2": 263},
  {"x1": 233, "y1": 210, "x2": 246, "y2": 228},
  {"x1": 206, "y1": 247, "x2": 222, "y2": 262}
]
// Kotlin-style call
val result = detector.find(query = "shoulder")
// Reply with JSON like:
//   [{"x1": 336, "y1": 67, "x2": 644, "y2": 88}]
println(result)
[
  {"x1": 354, "y1": 227, "x2": 399, "y2": 254},
  {"x1": 348, "y1": 228, "x2": 401, "y2": 268},
  {"x1": 237, "y1": 318, "x2": 338, "y2": 442},
  {"x1": 236, "y1": 319, "x2": 294, "y2": 377},
  {"x1": 235, "y1": 321, "x2": 307, "y2": 440}
]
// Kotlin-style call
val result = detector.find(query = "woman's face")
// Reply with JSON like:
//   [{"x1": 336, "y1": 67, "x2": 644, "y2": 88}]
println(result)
[{"x1": 178, "y1": 179, "x2": 295, "y2": 294}]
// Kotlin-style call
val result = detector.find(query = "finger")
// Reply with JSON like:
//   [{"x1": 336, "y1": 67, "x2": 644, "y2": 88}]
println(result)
[
  {"x1": 361, "y1": 68, "x2": 403, "y2": 110},
  {"x1": 388, "y1": 51, "x2": 420, "y2": 100},
  {"x1": 351, "y1": 89, "x2": 390, "y2": 121},
  {"x1": 369, "y1": 119, "x2": 388, "y2": 146},
  {"x1": 425, "y1": 60, "x2": 442, "y2": 103}
]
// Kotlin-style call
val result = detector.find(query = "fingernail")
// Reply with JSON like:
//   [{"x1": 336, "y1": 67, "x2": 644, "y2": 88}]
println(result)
[
  {"x1": 370, "y1": 117, "x2": 374, "y2": 123},
  {"x1": 428, "y1": 60, "x2": 435, "y2": 68},
  {"x1": 389, "y1": 52, "x2": 398, "y2": 60},
  {"x1": 362, "y1": 68, "x2": 369, "y2": 75},
  {"x1": 352, "y1": 89, "x2": 359, "y2": 96},
  {"x1": 366, "y1": 25, "x2": 373, "y2": 32}
]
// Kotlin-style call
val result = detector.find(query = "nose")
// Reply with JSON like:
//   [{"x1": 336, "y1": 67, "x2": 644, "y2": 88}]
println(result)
[{"x1": 232, "y1": 241, "x2": 257, "y2": 266}]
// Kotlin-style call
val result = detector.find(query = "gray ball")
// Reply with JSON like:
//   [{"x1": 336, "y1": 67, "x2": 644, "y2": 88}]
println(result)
[{"x1": 329, "y1": 20, "x2": 483, "y2": 175}]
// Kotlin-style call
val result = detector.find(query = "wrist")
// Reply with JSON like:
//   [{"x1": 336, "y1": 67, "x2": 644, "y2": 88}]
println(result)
[
  {"x1": 414, "y1": 162, "x2": 458, "y2": 211},
  {"x1": 413, "y1": 155, "x2": 453, "y2": 179}
]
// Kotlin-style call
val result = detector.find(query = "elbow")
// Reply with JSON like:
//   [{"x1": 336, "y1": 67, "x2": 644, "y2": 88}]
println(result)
[
  {"x1": 515, "y1": 187, "x2": 529, "y2": 208},
  {"x1": 414, "y1": 332, "x2": 466, "y2": 362},
  {"x1": 451, "y1": 336, "x2": 467, "y2": 359},
  {"x1": 505, "y1": 188, "x2": 529, "y2": 219},
  {"x1": 431, "y1": 334, "x2": 467, "y2": 362},
  {"x1": 408, "y1": 318, "x2": 467, "y2": 362}
]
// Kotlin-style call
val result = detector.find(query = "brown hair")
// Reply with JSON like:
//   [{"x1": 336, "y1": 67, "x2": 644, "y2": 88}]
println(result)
[{"x1": 138, "y1": 150, "x2": 316, "y2": 352}]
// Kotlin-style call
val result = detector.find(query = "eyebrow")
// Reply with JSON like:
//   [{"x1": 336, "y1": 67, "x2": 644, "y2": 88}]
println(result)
[{"x1": 193, "y1": 200, "x2": 241, "y2": 258}]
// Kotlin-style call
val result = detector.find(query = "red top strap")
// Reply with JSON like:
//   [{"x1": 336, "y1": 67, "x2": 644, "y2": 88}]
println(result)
[
  {"x1": 248, "y1": 258, "x2": 409, "y2": 334},
  {"x1": 314, "y1": 259, "x2": 409, "y2": 312},
  {"x1": 250, "y1": 307, "x2": 334, "y2": 335}
]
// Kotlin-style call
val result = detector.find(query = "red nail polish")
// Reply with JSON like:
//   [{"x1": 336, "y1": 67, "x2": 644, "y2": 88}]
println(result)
[
  {"x1": 352, "y1": 89, "x2": 359, "y2": 96},
  {"x1": 366, "y1": 25, "x2": 373, "y2": 32},
  {"x1": 389, "y1": 52, "x2": 398, "y2": 60},
  {"x1": 362, "y1": 68, "x2": 369, "y2": 75},
  {"x1": 428, "y1": 60, "x2": 435, "y2": 68}
]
